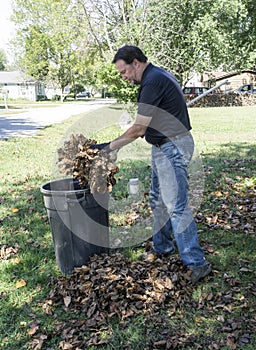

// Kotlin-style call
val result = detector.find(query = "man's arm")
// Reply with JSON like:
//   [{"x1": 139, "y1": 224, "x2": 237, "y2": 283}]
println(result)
[{"x1": 109, "y1": 114, "x2": 151, "y2": 151}]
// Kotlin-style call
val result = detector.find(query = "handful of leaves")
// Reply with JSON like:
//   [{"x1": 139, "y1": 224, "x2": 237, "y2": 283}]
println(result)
[{"x1": 57, "y1": 134, "x2": 119, "y2": 193}]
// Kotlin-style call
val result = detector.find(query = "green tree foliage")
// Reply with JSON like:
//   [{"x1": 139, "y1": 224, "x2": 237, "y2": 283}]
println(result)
[
  {"x1": 10, "y1": 0, "x2": 256, "y2": 101},
  {"x1": 74, "y1": 0, "x2": 255, "y2": 90},
  {"x1": 197, "y1": 0, "x2": 250, "y2": 71},
  {"x1": 23, "y1": 26, "x2": 50, "y2": 79},
  {"x1": 241, "y1": 0, "x2": 256, "y2": 68},
  {"x1": 96, "y1": 62, "x2": 138, "y2": 102},
  {"x1": 0, "y1": 49, "x2": 7, "y2": 70},
  {"x1": 12, "y1": 0, "x2": 87, "y2": 97},
  {"x1": 143, "y1": 0, "x2": 253, "y2": 85},
  {"x1": 143, "y1": 0, "x2": 211, "y2": 85},
  {"x1": 73, "y1": 0, "x2": 149, "y2": 99}
]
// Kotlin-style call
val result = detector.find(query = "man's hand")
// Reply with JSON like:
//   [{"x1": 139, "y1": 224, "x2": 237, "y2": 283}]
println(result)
[{"x1": 89, "y1": 142, "x2": 111, "y2": 152}]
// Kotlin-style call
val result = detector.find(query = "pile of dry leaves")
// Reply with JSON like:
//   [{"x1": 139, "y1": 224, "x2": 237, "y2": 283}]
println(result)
[
  {"x1": 48, "y1": 253, "x2": 193, "y2": 318},
  {"x1": 40, "y1": 253, "x2": 194, "y2": 348},
  {"x1": 57, "y1": 134, "x2": 118, "y2": 193},
  {"x1": 26, "y1": 252, "x2": 255, "y2": 349}
]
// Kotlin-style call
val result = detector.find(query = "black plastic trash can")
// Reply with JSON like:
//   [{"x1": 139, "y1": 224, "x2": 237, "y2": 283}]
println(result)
[{"x1": 40, "y1": 178, "x2": 109, "y2": 274}]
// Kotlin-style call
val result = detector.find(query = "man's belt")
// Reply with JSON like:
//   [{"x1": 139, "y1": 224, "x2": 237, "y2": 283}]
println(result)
[{"x1": 154, "y1": 131, "x2": 190, "y2": 147}]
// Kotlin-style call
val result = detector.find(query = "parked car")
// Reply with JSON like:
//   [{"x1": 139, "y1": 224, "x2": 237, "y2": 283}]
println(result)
[
  {"x1": 183, "y1": 86, "x2": 209, "y2": 96},
  {"x1": 76, "y1": 91, "x2": 91, "y2": 98},
  {"x1": 225, "y1": 84, "x2": 256, "y2": 94}
]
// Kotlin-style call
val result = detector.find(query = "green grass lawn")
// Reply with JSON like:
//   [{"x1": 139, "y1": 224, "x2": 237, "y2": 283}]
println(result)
[{"x1": 0, "y1": 105, "x2": 255, "y2": 349}]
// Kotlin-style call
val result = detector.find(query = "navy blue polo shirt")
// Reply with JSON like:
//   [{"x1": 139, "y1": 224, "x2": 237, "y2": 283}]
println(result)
[{"x1": 137, "y1": 63, "x2": 191, "y2": 144}]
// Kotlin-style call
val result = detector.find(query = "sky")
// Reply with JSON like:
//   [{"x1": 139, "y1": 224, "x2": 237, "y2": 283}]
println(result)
[{"x1": 0, "y1": 0, "x2": 15, "y2": 61}]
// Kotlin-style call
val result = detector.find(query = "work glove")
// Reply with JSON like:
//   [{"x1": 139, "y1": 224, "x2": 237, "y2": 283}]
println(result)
[{"x1": 90, "y1": 142, "x2": 111, "y2": 153}]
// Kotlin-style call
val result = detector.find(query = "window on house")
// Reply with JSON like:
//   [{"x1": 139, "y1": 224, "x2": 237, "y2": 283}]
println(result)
[
  {"x1": 38, "y1": 85, "x2": 43, "y2": 94},
  {"x1": 20, "y1": 85, "x2": 26, "y2": 96}
]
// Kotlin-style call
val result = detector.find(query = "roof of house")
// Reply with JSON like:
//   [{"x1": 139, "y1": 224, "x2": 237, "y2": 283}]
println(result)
[
  {"x1": 0, "y1": 71, "x2": 37, "y2": 84},
  {"x1": 210, "y1": 69, "x2": 256, "y2": 81}
]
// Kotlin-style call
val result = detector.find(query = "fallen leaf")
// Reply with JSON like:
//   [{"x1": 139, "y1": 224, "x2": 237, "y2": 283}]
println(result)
[
  {"x1": 63, "y1": 296, "x2": 71, "y2": 308},
  {"x1": 193, "y1": 317, "x2": 202, "y2": 323},
  {"x1": 239, "y1": 267, "x2": 253, "y2": 272},
  {"x1": 27, "y1": 325, "x2": 39, "y2": 335},
  {"x1": 16, "y1": 279, "x2": 26, "y2": 288},
  {"x1": 153, "y1": 340, "x2": 167, "y2": 346},
  {"x1": 227, "y1": 336, "x2": 237, "y2": 349},
  {"x1": 34, "y1": 341, "x2": 44, "y2": 350},
  {"x1": 165, "y1": 277, "x2": 174, "y2": 290},
  {"x1": 59, "y1": 341, "x2": 73, "y2": 350},
  {"x1": 12, "y1": 256, "x2": 21, "y2": 264}
]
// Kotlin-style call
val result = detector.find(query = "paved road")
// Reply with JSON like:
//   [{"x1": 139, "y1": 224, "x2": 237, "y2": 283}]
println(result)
[{"x1": 0, "y1": 100, "x2": 114, "y2": 140}]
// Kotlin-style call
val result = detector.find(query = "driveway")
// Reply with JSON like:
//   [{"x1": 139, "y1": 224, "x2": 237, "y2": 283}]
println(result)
[{"x1": 0, "y1": 100, "x2": 114, "y2": 139}]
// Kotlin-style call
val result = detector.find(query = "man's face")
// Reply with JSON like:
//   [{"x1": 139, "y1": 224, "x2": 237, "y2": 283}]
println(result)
[{"x1": 115, "y1": 59, "x2": 140, "y2": 86}]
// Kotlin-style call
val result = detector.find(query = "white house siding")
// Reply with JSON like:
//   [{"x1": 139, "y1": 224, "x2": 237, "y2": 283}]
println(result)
[
  {"x1": 0, "y1": 71, "x2": 45, "y2": 101},
  {"x1": 203, "y1": 70, "x2": 256, "y2": 91},
  {"x1": 185, "y1": 71, "x2": 256, "y2": 93},
  {"x1": 44, "y1": 86, "x2": 62, "y2": 100},
  {"x1": 222, "y1": 72, "x2": 256, "y2": 90}
]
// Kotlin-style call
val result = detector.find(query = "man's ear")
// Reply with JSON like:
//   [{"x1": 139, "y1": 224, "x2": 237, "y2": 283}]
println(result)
[{"x1": 133, "y1": 58, "x2": 139, "y2": 67}]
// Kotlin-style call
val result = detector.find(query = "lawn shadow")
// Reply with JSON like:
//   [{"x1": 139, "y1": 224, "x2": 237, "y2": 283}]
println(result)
[
  {"x1": 0, "y1": 115, "x2": 45, "y2": 139},
  {"x1": 202, "y1": 141, "x2": 256, "y2": 159}
]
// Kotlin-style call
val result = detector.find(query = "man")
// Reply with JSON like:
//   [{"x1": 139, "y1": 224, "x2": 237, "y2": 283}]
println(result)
[{"x1": 92, "y1": 45, "x2": 211, "y2": 284}]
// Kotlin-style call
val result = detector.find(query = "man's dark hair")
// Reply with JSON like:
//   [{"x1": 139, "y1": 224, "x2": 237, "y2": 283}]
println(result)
[{"x1": 112, "y1": 45, "x2": 148, "y2": 64}]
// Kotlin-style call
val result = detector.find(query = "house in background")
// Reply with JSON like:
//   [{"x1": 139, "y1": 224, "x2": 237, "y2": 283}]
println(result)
[
  {"x1": 210, "y1": 70, "x2": 256, "y2": 91},
  {"x1": 186, "y1": 70, "x2": 256, "y2": 92},
  {"x1": 0, "y1": 71, "x2": 46, "y2": 101},
  {"x1": 44, "y1": 82, "x2": 62, "y2": 100}
]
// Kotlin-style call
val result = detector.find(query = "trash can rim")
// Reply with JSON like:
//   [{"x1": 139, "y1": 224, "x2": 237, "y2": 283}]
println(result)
[{"x1": 40, "y1": 178, "x2": 90, "y2": 196}]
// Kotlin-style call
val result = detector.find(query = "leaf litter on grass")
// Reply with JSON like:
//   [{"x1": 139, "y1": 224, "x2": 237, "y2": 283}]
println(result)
[
  {"x1": 196, "y1": 157, "x2": 255, "y2": 235},
  {"x1": 25, "y1": 153, "x2": 256, "y2": 349},
  {"x1": 3, "y1": 138, "x2": 254, "y2": 349},
  {"x1": 26, "y1": 251, "x2": 256, "y2": 350}
]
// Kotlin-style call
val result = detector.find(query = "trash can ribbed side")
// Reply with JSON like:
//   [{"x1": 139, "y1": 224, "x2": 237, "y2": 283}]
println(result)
[{"x1": 40, "y1": 178, "x2": 109, "y2": 274}]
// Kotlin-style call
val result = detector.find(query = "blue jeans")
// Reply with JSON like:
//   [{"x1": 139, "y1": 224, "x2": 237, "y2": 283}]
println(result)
[{"x1": 149, "y1": 132, "x2": 207, "y2": 269}]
